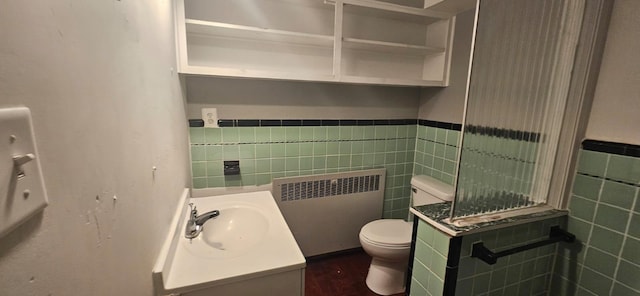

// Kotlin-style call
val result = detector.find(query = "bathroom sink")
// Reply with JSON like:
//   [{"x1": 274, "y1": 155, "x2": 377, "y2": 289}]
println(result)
[
  {"x1": 198, "y1": 205, "x2": 269, "y2": 255},
  {"x1": 183, "y1": 202, "x2": 270, "y2": 258},
  {"x1": 153, "y1": 190, "x2": 305, "y2": 295}
]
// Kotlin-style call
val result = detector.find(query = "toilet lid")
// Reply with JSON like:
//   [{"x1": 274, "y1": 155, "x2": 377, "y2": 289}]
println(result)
[{"x1": 360, "y1": 219, "x2": 412, "y2": 246}]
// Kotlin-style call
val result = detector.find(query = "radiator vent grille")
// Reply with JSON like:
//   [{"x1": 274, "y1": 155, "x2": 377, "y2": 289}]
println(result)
[
  {"x1": 279, "y1": 175, "x2": 380, "y2": 202},
  {"x1": 272, "y1": 168, "x2": 386, "y2": 256}
]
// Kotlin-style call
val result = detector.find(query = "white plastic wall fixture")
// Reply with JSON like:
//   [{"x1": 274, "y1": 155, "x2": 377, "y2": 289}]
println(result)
[
  {"x1": 0, "y1": 107, "x2": 48, "y2": 238},
  {"x1": 201, "y1": 108, "x2": 218, "y2": 128}
]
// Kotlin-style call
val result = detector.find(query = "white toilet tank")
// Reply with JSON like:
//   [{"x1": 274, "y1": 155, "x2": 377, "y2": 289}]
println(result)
[{"x1": 411, "y1": 175, "x2": 454, "y2": 206}]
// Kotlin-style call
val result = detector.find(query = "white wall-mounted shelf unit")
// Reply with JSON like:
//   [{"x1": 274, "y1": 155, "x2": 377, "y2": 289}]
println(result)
[
  {"x1": 185, "y1": 20, "x2": 334, "y2": 47},
  {"x1": 174, "y1": 0, "x2": 475, "y2": 86}
]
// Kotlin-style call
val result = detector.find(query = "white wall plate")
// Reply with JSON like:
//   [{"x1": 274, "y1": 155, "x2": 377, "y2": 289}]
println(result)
[
  {"x1": 201, "y1": 108, "x2": 218, "y2": 128},
  {"x1": 0, "y1": 107, "x2": 48, "y2": 238}
]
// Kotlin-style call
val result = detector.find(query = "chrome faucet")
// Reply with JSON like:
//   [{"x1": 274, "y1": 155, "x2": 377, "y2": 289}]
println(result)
[{"x1": 185, "y1": 203, "x2": 220, "y2": 239}]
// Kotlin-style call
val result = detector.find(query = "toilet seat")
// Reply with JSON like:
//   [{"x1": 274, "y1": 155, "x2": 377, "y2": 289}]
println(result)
[{"x1": 360, "y1": 219, "x2": 412, "y2": 248}]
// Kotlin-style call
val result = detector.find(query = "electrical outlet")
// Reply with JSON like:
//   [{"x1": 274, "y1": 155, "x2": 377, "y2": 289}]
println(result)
[{"x1": 201, "y1": 108, "x2": 218, "y2": 128}]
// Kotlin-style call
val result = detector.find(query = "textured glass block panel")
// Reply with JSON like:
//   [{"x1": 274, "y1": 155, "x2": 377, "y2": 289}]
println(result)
[{"x1": 452, "y1": 0, "x2": 584, "y2": 219}]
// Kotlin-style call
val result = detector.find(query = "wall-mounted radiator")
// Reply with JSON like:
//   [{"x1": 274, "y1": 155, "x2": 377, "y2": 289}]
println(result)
[{"x1": 272, "y1": 169, "x2": 386, "y2": 257}]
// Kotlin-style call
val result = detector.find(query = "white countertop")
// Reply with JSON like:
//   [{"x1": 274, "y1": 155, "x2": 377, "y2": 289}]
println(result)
[{"x1": 154, "y1": 191, "x2": 306, "y2": 295}]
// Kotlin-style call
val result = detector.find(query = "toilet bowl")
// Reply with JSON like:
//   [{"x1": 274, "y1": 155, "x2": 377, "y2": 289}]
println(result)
[
  {"x1": 359, "y1": 175, "x2": 454, "y2": 295},
  {"x1": 359, "y1": 219, "x2": 412, "y2": 295}
]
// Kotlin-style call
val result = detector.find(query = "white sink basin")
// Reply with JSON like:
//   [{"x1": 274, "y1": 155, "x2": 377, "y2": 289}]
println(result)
[
  {"x1": 187, "y1": 204, "x2": 269, "y2": 258},
  {"x1": 154, "y1": 191, "x2": 306, "y2": 295}
]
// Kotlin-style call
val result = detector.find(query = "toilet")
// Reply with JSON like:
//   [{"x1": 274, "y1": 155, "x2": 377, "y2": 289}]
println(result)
[{"x1": 359, "y1": 175, "x2": 454, "y2": 295}]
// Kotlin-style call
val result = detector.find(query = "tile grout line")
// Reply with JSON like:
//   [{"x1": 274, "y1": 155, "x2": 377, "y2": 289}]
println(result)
[
  {"x1": 577, "y1": 264, "x2": 640, "y2": 294},
  {"x1": 566, "y1": 214, "x2": 634, "y2": 239},
  {"x1": 609, "y1": 184, "x2": 640, "y2": 295},
  {"x1": 576, "y1": 171, "x2": 640, "y2": 187},
  {"x1": 547, "y1": 240, "x2": 560, "y2": 294},
  {"x1": 578, "y1": 153, "x2": 610, "y2": 291},
  {"x1": 571, "y1": 192, "x2": 640, "y2": 215}
]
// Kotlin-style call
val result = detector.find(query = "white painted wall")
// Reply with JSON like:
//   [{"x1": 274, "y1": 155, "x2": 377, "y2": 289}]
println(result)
[
  {"x1": 418, "y1": 8, "x2": 475, "y2": 123},
  {"x1": 0, "y1": 1, "x2": 189, "y2": 295},
  {"x1": 586, "y1": 0, "x2": 640, "y2": 145},
  {"x1": 185, "y1": 76, "x2": 420, "y2": 120}
]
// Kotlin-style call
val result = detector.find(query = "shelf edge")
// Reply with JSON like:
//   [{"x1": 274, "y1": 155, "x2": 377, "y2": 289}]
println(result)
[
  {"x1": 343, "y1": 37, "x2": 445, "y2": 54},
  {"x1": 341, "y1": 0, "x2": 452, "y2": 19},
  {"x1": 186, "y1": 19, "x2": 334, "y2": 46}
]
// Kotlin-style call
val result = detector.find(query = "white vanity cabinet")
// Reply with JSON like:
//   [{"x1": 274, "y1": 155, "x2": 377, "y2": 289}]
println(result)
[{"x1": 174, "y1": 0, "x2": 475, "y2": 86}]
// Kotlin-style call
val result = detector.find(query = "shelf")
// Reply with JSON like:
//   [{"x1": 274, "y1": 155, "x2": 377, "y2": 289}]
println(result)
[
  {"x1": 342, "y1": 37, "x2": 445, "y2": 55},
  {"x1": 425, "y1": 0, "x2": 477, "y2": 15},
  {"x1": 341, "y1": 75, "x2": 445, "y2": 87},
  {"x1": 182, "y1": 65, "x2": 443, "y2": 87},
  {"x1": 181, "y1": 65, "x2": 336, "y2": 83},
  {"x1": 185, "y1": 19, "x2": 334, "y2": 48},
  {"x1": 175, "y1": 0, "x2": 461, "y2": 87},
  {"x1": 186, "y1": 34, "x2": 334, "y2": 78},
  {"x1": 341, "y1": 0, "x2": 451, "y2": 18}
]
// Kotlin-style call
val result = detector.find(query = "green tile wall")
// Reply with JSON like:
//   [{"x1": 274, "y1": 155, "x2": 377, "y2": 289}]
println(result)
[
  {"x1": 550, "y1": 149, "x2": 640, "y2": 296},
  {"x1": 190, "y1": 125, "x2": 417, "y2": 218},
  {"x1": 413, "y1": 125, "x2": 461, "y2": 186},
  {"x1": 455, "y1": 217, "x2": 562, "y2": 296},
  {"x1": 411, "y1": 219, "x2": 451, "y2": 296}
]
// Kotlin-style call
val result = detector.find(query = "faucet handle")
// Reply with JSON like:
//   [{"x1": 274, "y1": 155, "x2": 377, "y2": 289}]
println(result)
[{"x1": 188, "y1": 203, "x2": 197, "y2": 214}]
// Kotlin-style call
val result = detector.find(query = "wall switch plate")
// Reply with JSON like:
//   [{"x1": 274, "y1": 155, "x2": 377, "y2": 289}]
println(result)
[
  {"x1": 0, "y1": 107, "x2": 48, "y2": 238},
  {"x1": 201, "y1": 108, "x2": 218, "y2": 128}
]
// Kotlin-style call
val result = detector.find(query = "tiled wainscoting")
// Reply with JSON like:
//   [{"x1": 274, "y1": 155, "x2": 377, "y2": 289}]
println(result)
[
  {"x1": 409, "y1": 217, "x2": 561, "y2": 296},
  {"x1": 410, "y1": 219, "x2": 453, "y2": 296},
  {"x1": 409, "y1": 139, "x2": 640, "y2": 296},
  {"x1": 414, "y1": 123, "x2": 461, "y2": 186},
  {"x1": 189, "y1": 119, "x2": 461, "y2": 218},
  {"x1": 189, "y1": 118, "x2": 640, "y2": 295},
  {"x1": 455, "y1": 218, "x2": 561, "y2": 295},
  {"x1": 550, "y1": 140, "x2": 640, "y2": 295}
]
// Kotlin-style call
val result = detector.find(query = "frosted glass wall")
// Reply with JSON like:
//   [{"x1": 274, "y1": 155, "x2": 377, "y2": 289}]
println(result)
[{"x1": 451, "y1": 0, "x2": 585, "y2": 219}]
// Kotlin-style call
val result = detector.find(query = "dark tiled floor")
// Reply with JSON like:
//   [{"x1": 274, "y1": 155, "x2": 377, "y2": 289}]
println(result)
[{"x1": 305, "y1": 249, "x2": 405, "y2": 296}]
